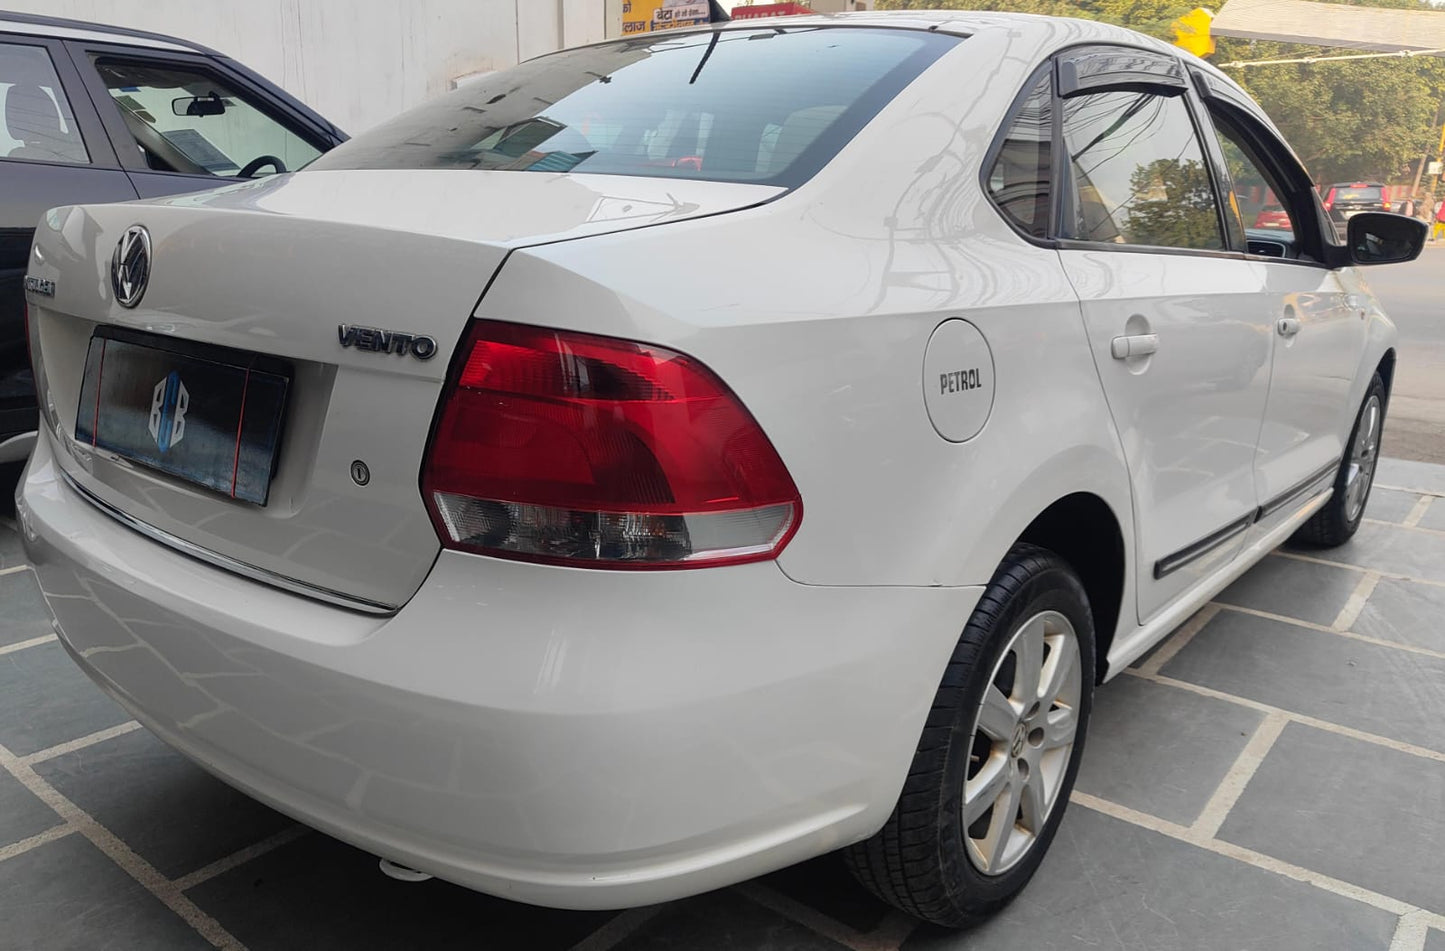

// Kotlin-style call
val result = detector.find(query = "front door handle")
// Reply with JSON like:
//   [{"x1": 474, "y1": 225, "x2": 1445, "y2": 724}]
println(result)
[
  {"x1": 1111, "y1": 333, "x2": 1158, "y2": 359},
  {"x1": 1277, "y1": 317, "x2": 1301, "y2": 337}
]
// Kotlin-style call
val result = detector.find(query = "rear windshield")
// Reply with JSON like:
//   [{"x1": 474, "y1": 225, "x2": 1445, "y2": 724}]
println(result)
[
  {"x1": 308, "y1": 27, "x2": 959, "y2": 187},
  {"x1": 1333, "y1": 186, "x2": 1383, "y2": 201}
]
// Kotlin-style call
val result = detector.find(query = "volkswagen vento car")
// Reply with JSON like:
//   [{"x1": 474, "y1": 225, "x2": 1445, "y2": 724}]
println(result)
[
  {"x1": 17, "y1": 11, "x2": 1425, "y2": 927},
  {"x1": 0, "y1": 10, "x2": 345, "y2": 467}
]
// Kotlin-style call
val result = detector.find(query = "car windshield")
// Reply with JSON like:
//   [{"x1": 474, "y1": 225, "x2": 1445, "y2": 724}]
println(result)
[
  {"x1": 308, "y1": 26, "x2": 960, "y2": 187},
  {"x1": 1334, "y1": 186, "x2": 1382, "y2": 201}
]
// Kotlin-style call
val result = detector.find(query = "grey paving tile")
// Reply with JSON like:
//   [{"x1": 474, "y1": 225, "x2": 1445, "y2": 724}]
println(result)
[
  {"x1": 0, "y1": 640, "x2": 130, "y2": 756},
  {"x1": 1160, "y1": 610, "x2": 1445, "y2": 754},
  {"x1": 1364, "y1": 487, "x2": 1423, "y2": 524},
  {"x1": 1217, "y1": 722, "x2": 1445, "y2": 913},
  {"x1": 1376, "y1": 457, "x2": 1445, "y2": 495},
  {"x1": 1415, "y1": 497, "x2": 1445, "y2": 532},
  {"x1": 1214, "y1": 554, "x2": 1358, "y2": 626},
  {"x1": 615, "y1": 890, "x2": 849, "y2": 951},
  {"x1": 760, "y1": 854, "x2": 891, "y2": 934},
  {"x1": 904, "y1": 806, "x2": 1397, "y2": 951},
  {"x1": 1297, "y1": 520, "x2": 1445, "y2": 583},
  {"x1": 0, "y1": 568, "x2": 51, "y2": 647},
  {"x1": 1075, "y1": 676, "x2": 1263, "y2": 825},
  {"x1": 0, "y1": 523, "x2": 22, "y2": 570},
  {"x1": 1352, "y1": 576, "x2": 1445, "y2": 653},
  {"x1": 1426, "y1": 927, "x2": 1445, "y2": 951},
  {"x1": 0, "y1": 766, "x2": 61, "y2": 848},
  {"x1": 34, "y1": 727, "x2": 291, "y2": 880},
  {"x1": 186, "y1": 832, "x2": 611, "y2": 950},
  {"x1": 0, "y1": 833, "x2": 211, "y2": 951}
]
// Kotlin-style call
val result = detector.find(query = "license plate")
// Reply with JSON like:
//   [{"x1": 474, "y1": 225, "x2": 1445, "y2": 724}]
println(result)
[{"x1": 74, "y1": 329, "x2": 290, "y2": 505}]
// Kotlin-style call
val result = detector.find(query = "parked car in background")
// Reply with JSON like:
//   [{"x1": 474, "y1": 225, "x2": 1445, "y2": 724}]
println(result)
[
  {"x1": 18, "y1": 10, "x2": 1425, "y2": 929},
  {"x1": 1253, "y1": 203, "x2": 1291, "y2": 229},
  {"x1": 1322, "y1": 181, "x2": 1390, "y2": 226},
  {"x1": 0, "y1": 11, "x2": 344, "y2": 465}
]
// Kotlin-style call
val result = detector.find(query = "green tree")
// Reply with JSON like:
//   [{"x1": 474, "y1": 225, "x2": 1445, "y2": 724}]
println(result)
[
  {"x1": 1124, "y1": 158, "x2": 1222, "y2": 247},
  {"x1": 879, "y1": 0, "x2": 1445, "y2": 186}
]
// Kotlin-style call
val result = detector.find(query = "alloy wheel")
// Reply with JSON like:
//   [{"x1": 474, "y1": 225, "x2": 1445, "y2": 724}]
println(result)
[
  {"x1": 962, "y1": 610, "x2": 1082, "y2": 876},
  {"x1": 1344, "y1": 394, "x2": 1382, "y2": 523}
]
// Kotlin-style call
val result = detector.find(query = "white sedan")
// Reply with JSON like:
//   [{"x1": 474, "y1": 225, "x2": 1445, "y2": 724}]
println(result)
[{"x1": 17, "y1": 10, "x2": 1424, "y2": 927}]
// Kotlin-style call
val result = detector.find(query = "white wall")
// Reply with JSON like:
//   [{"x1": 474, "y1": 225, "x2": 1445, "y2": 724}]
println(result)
[{"x1": 10, "y1": 0, "x2": 610, "y2": 133}]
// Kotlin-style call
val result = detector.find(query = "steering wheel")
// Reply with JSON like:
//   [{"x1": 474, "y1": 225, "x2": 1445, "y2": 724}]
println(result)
[{"x1": 237, "y1": 155, "x2": 287, "y2": 178}]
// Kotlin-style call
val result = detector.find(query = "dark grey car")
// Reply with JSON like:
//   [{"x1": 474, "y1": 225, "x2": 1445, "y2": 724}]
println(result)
[{"x1": 1, "y1": 11, "x2": 344, "y2": 461}]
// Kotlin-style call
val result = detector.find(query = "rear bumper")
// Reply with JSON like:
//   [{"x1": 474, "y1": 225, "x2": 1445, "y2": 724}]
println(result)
[{"x1": 18, "y1": 431, "x2": 980, "y2": 909}]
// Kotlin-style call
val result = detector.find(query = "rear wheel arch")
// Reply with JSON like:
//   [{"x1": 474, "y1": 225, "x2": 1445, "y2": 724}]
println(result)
[{"x1": 1016, "y1": 492, "x2": 1125, "y2": 683}]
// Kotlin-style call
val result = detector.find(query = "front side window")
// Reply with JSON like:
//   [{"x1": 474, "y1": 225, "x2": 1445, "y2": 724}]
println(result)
[
  {"x1": 987, "y1": 74, "x2": 1052, "y2": 238},
  {"x1": 91, "y1": 57, "x2": 320, "y2": 178},
  {"x1": 1208, "y1": 109, "x2": 1296, "y2": 236},
  {"x1": 1061, "y1": 89, "x2": 1224, "y2": 251},
  {"x1": 0, "y1": 42, "x2": 89, "y2": 165},
  {"x1": 310, "y1": 27, "x2": 961, "y2": 187}
]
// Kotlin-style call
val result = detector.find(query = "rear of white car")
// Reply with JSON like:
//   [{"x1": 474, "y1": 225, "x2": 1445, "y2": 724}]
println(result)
[
  {"x1": 16, "y1": 10, "x2": 1415, "y2": 926},
  {"x1": 17, "y1": 19, "x2": 993, "y2": 908}
]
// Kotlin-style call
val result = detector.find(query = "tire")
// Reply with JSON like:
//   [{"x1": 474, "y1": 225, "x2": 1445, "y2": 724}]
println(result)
[
  {"x1": 844, "y1": 543, "x2": 1095, "y2": 927},
  {"x1": 1292, "y1": 372, "x2": 1386, "y2": 549}
]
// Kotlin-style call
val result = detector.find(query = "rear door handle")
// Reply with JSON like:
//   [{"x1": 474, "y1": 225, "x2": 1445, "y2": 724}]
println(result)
[
  {"x1": 1110, "y1": 333, "x2": 1158, "y2": 359},
  {"x1": 1277, "y1": 317, "x2": 1301, "y2": 337}
]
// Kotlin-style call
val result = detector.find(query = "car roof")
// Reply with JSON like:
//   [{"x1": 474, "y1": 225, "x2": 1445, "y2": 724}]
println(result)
[{"x1": 0, "y1": 9, "x2": 217, "y2": 54}]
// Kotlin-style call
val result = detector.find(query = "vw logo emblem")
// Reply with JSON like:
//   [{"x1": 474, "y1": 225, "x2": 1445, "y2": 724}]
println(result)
[{"x1": 111, "y1": 225, "x2": 152, "y2": 309}]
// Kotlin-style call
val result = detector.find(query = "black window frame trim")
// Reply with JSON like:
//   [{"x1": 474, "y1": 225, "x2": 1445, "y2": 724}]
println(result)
[{"x1": 978, "y1": 60, "x2": 1059, "y2": 249}]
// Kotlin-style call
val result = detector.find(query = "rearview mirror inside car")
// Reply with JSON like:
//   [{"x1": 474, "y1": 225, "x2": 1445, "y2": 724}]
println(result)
[
  {"x1": 172, "y1": 94, "x2": 226, "y2": 117},
  {"x1": 1346, "y1": 212, "x2": 1427, "y2": 266}
]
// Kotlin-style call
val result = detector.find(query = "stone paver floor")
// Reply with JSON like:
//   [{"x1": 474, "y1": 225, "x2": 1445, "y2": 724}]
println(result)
[{"x1": 2, "y1": 458, "x2": 1444, "y2": 950}]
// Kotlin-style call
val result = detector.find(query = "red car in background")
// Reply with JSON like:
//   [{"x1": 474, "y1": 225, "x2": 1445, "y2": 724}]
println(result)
[{"x1": 1253, "y1": 204, "x2": 1292, "y2": 228}]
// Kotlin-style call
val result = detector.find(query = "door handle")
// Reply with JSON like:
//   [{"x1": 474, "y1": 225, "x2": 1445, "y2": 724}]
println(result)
[
  {"x1": 1277, "y1": 317, "x2": 1301, "y2": 337},
  {"x1": 1110, "y1": 333, "x2": 1158, "y2": 359}
]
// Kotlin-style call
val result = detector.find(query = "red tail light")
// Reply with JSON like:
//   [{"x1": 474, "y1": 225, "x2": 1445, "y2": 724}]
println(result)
[{"x1": 421, "y1": 320, "x2": 802, "y2": 569}]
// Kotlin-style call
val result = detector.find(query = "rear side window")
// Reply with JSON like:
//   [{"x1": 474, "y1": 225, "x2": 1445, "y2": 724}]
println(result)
[
  {"x1": 1332, "y1": 186, "x2": 1382, "y2": 202},
  {"x1": 987, "y1": 74, "x2": 1052, "y2": 238},
  {"x1": 309, "y1": 27, "x2": 960, "y2": 187},
  {"x1": 0, "y1": 42, "x2": 89, "y2": 165},
  {"x1": 1061, "y1": 90, "x2": 1224, "y2": 251}
]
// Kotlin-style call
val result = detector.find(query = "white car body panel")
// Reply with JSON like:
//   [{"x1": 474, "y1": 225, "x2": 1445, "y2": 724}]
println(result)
[
  {"x1": 1063, "y1": 251, "x2": 1274, "y2": 622},
  {"x1": 17, "y1": 11, "x2": 1399, "y2": 910}
]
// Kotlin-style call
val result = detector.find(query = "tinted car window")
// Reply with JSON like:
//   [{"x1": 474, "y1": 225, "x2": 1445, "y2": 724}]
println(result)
[
  {"x1": 987, "y1": 74, "x2": 1052, "y2": 238},
  {"x1": 1333, "y1": 186, "x2": 1382, "y2": 202},
  {"x1": 1061, "y1": 90, "x2": 1224, "y2": 250},
  {"x1": 92, "y1": 57, "x2": 321, "y2": 177},
  {"x1": 310, "y1": 27, "x2": 960, "y2": 187},
  {"x1": 0, "y1": 42, "x2": 89, "y2": 165}
]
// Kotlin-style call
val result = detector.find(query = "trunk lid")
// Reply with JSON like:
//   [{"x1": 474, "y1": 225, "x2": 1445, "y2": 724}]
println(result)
[{"x1": 27, "y1": 170, "x2": 781, "y2": 610}]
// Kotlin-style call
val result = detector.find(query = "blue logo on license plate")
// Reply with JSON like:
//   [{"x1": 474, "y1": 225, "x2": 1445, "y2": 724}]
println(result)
[{"x1": 148, "y1": 371, "x2": 190, "y2": 452}]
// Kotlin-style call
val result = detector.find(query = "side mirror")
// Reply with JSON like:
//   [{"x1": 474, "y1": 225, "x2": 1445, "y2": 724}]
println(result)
[
  {"x1": 172, "y1": 94, "x2": 226, "y2": 117},
  {"x1": 1345, "y1": 212, "x2": 1426, "y2": 266}
]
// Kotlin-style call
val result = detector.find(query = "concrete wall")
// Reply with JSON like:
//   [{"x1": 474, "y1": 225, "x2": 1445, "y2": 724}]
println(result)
[{"x1": 11, "y1": 0, "x2": 609, "y2": 133}]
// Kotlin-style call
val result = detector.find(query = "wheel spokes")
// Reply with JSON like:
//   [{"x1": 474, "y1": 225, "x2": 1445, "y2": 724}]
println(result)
[
  {"x1": 963, "y1": 754, "x2": 1010, "y2": 826},
  {"x1": 977, "y1": 684, "x2": 1019, "y2": 742},
  {"x1": 1038, "y1": 630, "x2": 1079, "y2": 707},
  {"x1": 1012, "y1": 614, "x2": 1046, "y2": 704},
  {"x1": 1043, "y1": 705, "x2": 1077, "y2": 750},
  {"x1": 973, "y1": 767, "x2": 1024, "y2": 873}
]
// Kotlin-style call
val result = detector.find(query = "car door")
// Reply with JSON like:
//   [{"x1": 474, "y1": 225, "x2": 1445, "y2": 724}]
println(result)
[
  {"x1": 1051, "y1": 47, "x2": 1274, "y2": 623},
  {"x1": 1192, "y1": 77, "x2": 1365, "y2": 530},
  {"x1": 61, "y1": 41, "x2": 333, "y2": 199},
  {"x1": 0, "y1": 34, "x2": 136, "y2": 442}
]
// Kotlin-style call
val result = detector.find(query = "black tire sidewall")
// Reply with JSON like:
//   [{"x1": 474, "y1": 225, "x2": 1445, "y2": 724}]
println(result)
[{"x1": 933, "y1": 551, "x2": 1096, "y2": 913}]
